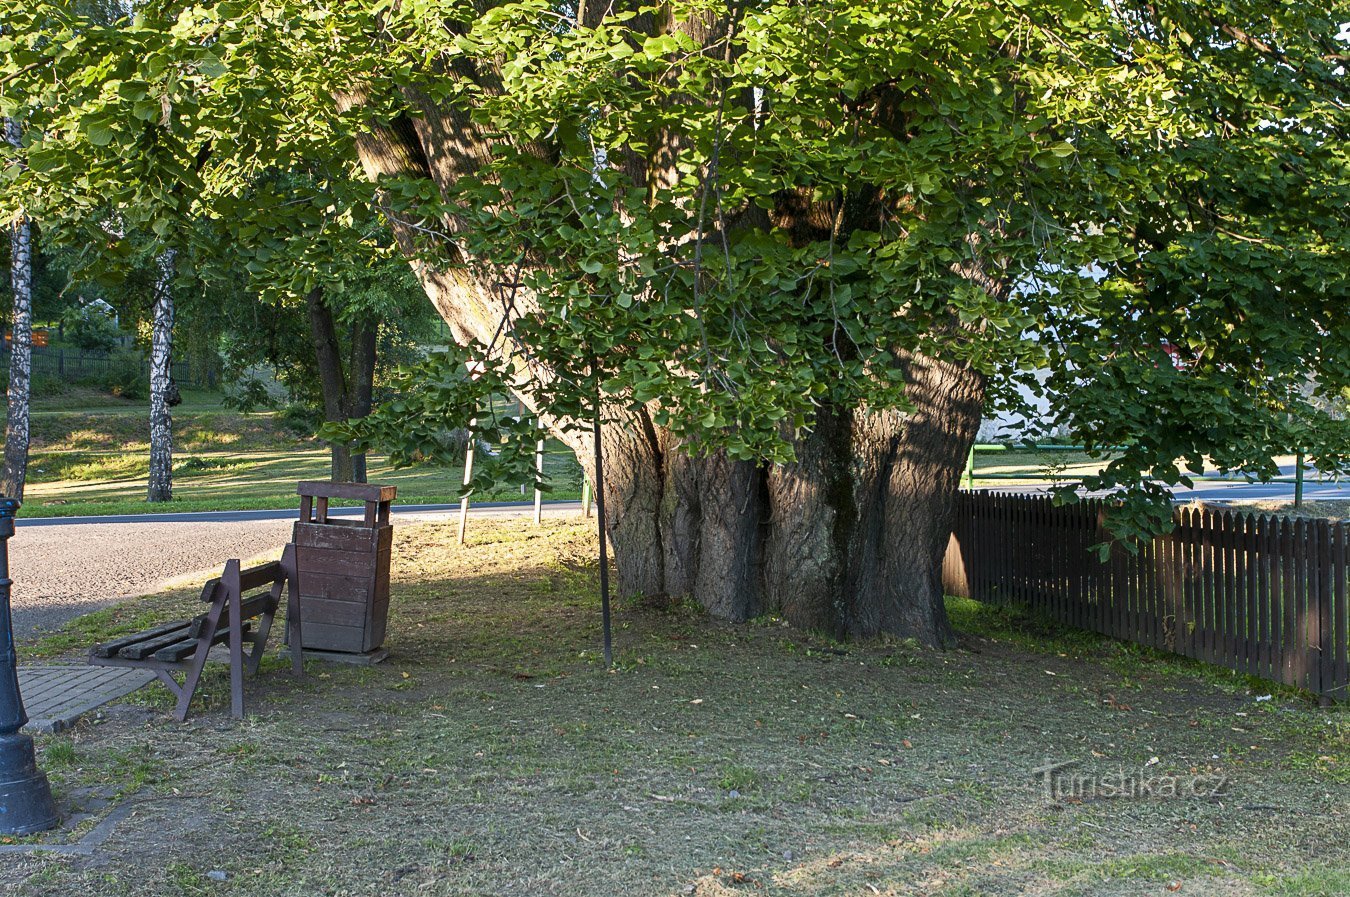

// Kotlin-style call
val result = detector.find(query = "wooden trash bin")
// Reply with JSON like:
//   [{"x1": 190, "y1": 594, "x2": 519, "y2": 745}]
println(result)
[{"x1": 288, "y1": 481, "x2": 396, "y2": 658}]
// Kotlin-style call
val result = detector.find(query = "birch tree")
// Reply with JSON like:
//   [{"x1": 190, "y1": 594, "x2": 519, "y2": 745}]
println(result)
[
  {"x1": 146, "y1": 248, "x2": 174, "y2": 502},
  {"x1": 2, "y1": 117, "x2": 32, "y2": 501}
]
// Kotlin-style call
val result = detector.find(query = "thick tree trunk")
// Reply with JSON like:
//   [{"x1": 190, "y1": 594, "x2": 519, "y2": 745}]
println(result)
[
  {"x1": 3, "y1": 119, "x2": 32, "y2": 501},
  {"x1": 844, "y1": 356, "x2": 987, "y2": 645},
  {"x1": 146, "y1": 250, "x2": 175, "y2": 503},
  {"x1": 307, "y1": 287, "x2": 354, "y2": 482},
  {"x1": 580, "y1": 380, "x2": 984, "y2": 643},
  {"x1": 341, "y1": 18, "x2": 991, "y2": 643},
  {"x1": 347, "y1": 319, "x2": 377, "y2": 484},
  {"x1": 307, "y1": 287, "x2": 378, "y2": 483}
]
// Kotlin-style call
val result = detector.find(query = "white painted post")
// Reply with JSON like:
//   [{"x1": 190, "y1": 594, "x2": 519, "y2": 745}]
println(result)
[
  {"x1": 533, "y1": 419, "x2": 545, "y2": 525},
  {"x1": 458, "y1": 420, "x2": 475, "y2": 545}
]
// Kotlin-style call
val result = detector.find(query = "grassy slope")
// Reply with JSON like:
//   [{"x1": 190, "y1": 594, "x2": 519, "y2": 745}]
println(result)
[
  {"x1": 18, "y1": 388, "x2": 583, "y2": 517},
  {"x1": 7, "y1": 518, "x2": 1346, "y2": 896}
]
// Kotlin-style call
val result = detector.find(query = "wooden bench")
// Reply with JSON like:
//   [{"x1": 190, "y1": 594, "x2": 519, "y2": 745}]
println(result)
[{"x1": 88, "y1": 546, "x2": 304, "y2": 721}]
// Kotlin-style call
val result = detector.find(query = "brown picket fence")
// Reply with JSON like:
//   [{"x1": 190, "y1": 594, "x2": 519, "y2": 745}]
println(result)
[{"x1": 942, "y1": 492, "x2": 1349, "y2": 703}]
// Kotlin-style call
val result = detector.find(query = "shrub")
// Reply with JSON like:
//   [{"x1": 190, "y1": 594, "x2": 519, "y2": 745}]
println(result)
[
  {"x1": 280, "y1": 402, "x2": 323, "y2": 436},
  {"x1": 222, "y1": 376, "x2": 276, "y2": 413},
  {"x1": 30, "y1": 374, "x2": 70, "y2": 400},
  {"x1": 61, "y1": 304, "x2": 123, "y2": 354},
  {"x1": 101, "y1": 352, "x2": 145, "y2": 400}
]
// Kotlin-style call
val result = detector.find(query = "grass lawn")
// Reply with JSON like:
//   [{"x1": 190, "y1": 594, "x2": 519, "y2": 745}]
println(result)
[
  {"x1": 968, "y1": 450, "x2": 1307, "y2": 488},
  {"x1": 17, "y1": 390, "x2": 584, "y2": 517},
  {"x1": 969, "y1": 449, "x2": 1116, "y2": 486},
  {"x1": 5, "y1": 518, "x2": 1346, "y2": 896},
  {"x1": 1203, "y1": 499, "x2": 1350, "y2": 522}
]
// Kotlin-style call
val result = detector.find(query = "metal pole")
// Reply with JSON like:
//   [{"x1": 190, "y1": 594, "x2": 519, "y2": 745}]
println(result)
[
  {"x1": 581, "y1": 476, "x2": 592, "y2": 519},
  {"x1": 1294, "y1": 451, "x2": 1305, "y2": 508},
  {"x1": 0, "y1": 498, "x2": 58, "y2": 834},
  {"x1": 593, "y1": 408, "x2": 612, "y2": 668},
  {"x1": 964, "y1": 445, "x2": 975, "y2": 490},
  {"x1": 533, "y1": 420, "x2": 545, "y2": 526},
  {"x1": 458, "y1": 421, "x2": 475, "y2": 546}
]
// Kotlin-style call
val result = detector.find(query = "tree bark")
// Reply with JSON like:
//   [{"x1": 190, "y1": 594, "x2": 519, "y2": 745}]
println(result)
[
  {"x1": 307, "y1": 287, "x2": 378, "y2": 483},
  {"x1": 341, "y1": 7, "x2": 994, "y2": 643},
  {"x1": 347, "y1": 319, "x2": 377, "y2": 484},
  {"x1": 3, "y1": 118, "x2": 32, "y2": 501},
  {"x1": 146, "y1": 249, "x2": 175, "y2": 503}
]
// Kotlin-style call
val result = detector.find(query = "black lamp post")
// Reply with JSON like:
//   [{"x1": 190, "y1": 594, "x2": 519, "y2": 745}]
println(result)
[{"x1": 0, "y1": 498, "x2": 58, "y2": 834}]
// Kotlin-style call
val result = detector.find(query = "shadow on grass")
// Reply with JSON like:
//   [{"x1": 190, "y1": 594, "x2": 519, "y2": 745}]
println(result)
[{"x1": 7, "y1": 519, "x2": 1347, "y2": 897}]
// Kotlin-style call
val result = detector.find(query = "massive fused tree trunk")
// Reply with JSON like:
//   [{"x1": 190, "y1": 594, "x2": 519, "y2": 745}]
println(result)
[
  {"x1": 3, "y1": 119, "x2": 32, "y2": 501},
  {"x1": 307, "y1": 286, "x2": 377, "y2": 483},
  {"x1": 342, "y1": 7, "x2": 991, "y2": 644},
  {"x1": 146, "y1": 249, "x2": 175, "y2": 502}
]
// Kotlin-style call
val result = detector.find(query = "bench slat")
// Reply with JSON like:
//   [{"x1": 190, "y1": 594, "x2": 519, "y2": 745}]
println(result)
[
  {"x1": 238, "y1": 562, "x2": 286, "y2": 593},
  {"x1": 119, "y1": 625, "x2": 202, "y2": 661},
  {"x1": 153, "y1": 623, "x2": 251, "y2": 663},
  {"x1": 186, "y1": 593, "x2": 277, "y2": 639},
  {"x1": 92, "y1": 621, "x2": 192, "y2": 659}
]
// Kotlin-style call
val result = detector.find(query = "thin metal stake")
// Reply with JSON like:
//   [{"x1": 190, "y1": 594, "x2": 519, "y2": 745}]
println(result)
[
  {"x1": 533, "y1": 419, "x2": 545, "y2": 525},
  {"x1": 1294, "y1": 451, "x2": 1305, "y2": 508},
  {"x1": 458, "y1": 420, "x2": 476, "y2": 545},
  {"x1": 593, "y1": 409, "x2": 612, "y2": 668}
]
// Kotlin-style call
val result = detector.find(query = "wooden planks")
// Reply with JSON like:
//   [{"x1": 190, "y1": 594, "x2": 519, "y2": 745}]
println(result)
[
  {"x1": 942, "y1": 492, "x2": 1350, "y2": 703},
  {"x1": 296, "y1": 481, "x2": 397, "y2": 502},
  {"x1": 290, "y1": 485, "x2": 395, "y2": 656}
]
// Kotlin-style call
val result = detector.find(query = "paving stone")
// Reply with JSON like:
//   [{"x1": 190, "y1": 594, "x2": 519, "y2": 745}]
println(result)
[{"x1": 17, "y1": 664, "x2": 155, "y2": 733}]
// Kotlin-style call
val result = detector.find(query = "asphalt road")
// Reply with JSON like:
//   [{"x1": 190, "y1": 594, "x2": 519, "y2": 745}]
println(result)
[
  {"x1": 9, "y1": 501, "x2": 582, "y2": 641},
  {"x1": 8, "y1": 471, "x2": 1343, "y2": 643}
]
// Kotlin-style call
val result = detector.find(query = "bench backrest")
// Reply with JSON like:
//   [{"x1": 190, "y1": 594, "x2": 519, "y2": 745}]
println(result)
[{"x1": 199, "y1": 560, "x2": 288, "y2": 605}]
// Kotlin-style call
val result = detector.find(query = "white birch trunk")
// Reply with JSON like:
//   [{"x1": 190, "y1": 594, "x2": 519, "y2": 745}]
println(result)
[
  {"x1": 3, "y1": 118, "x2": 32, "y2": 501},
  {"x1": 146, "y1": 249, "x2": 175, "y2": 502}
]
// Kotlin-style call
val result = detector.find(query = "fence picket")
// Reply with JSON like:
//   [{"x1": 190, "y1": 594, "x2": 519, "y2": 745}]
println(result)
[
  {"x1": 1316, "y1": 521, "x2": 1332, "y2": 701},
  {"x1": 1335, "y1": 522, "x2": 1348, "y2": 702},
  {"x1": 940, "y1": 492, "x2": 1347, "y2": 702},
  {"x1": 1243, "y1": 513, "x2": 1259, "y2": 677}
]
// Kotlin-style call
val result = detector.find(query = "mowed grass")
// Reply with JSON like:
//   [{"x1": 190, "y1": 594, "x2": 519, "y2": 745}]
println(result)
[
  {"x1": 968, "y1": 450, "x2": 1305, "y2": 487},
  {"x1": 17, "y1": 393, "x2": 584, "y2": 517},
  {"x1": 970, "y1": 449, "x2": 1115, "y2": 485},
  {"x1": 6, "y1": 518, "x2": 1346, "y2": 896}
]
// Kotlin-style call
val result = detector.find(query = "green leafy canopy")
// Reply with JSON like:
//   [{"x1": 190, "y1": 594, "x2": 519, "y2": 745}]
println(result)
[{"x1": 4, "y1": 0, "x2": 1348, "y2": 528}]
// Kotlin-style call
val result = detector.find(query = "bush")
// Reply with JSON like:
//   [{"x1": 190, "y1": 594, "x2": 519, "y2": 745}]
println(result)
[
  {"x1": 100, "y1": 352, "x2": 144, "y2": 400},
  {"x1": 61, "y1": 304, "x2": 123, "y2": 354},
  {"x1": 30, "y1": 374, "x2": 70, "y2": 400},
  {"x1": 0, "y1": 372, "x2": 72, "y2": 401},
  {"x1": 280, "y1": 402, "x2": 323, "y2": 436},
  {"x1": 222, "y1": 376, "x2": 276, "y2": 413}
]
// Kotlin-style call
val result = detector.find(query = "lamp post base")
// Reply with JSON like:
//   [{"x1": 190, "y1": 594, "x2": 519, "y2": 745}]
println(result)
[{"x1": 0, "y1": 732, "x2": 58, "y2": 835}]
